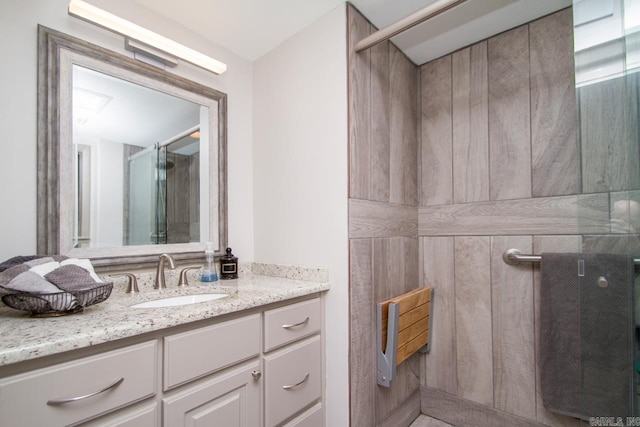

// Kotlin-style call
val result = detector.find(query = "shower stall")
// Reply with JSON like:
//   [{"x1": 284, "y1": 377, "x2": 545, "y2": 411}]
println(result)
[
  {"x1": 347, "y1": 0, "x2": 640, "y2": 424},
  {"x1": 127, "y1": 143, "x2": 168, "y2": 245},
  {"x1": 125, "y1": 127, "x2": 200, "y2": 246}
]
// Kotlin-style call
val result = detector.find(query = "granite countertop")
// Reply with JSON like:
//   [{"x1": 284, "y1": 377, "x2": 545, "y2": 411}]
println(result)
[{"x1": 0, "y1": 263, "x2": 329, "y2": 367}]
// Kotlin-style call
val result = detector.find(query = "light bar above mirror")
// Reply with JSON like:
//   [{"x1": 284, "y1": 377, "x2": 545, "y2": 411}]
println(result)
[{"x1": 68, "y1": 0, "x2": 227, "y2": 75}]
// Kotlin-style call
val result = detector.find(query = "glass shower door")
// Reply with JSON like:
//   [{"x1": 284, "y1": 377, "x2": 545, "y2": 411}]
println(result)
[
  {"x1": 127, "y1": 144, "x2": 167, "y2": 245},
  {"x1": 573, "y1": 0, "x2": 640, "y2": 418}
]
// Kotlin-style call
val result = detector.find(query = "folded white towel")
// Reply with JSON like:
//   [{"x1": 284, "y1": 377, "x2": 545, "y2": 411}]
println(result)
[
  {"x1": 5, "y1": 271, "x2": 62, "y2": 294},
  {"x1": 29, "y1": 262, "x2": 61, "y2": 278}
]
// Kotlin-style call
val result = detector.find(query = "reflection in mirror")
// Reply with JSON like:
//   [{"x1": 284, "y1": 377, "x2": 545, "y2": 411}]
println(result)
[
  {"x1": 72, "y1": 65, "x2": 206, "y2": 248},
  {"x1": 37, "y1": 26, "x2": 227, "y2": 269}
]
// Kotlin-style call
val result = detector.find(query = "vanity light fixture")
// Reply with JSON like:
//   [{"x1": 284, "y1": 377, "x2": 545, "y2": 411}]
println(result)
[{"x1": 68, "y1": 0, "x2": 227, "y2": 75}]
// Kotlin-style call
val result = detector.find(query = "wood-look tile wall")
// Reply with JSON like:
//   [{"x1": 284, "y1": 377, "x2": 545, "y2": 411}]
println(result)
[
  {"x1": 347, "y1": 4, "x2": 421, "y2": 426},
  {"x1": 349, "y1": 4, "x2": 638, "y2": 426},
  {"x1": 419, "y1": 8, "x2": 639, "y2": 427}
]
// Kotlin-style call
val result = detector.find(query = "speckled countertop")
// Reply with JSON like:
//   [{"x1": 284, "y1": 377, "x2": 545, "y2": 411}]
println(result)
[{"x1": 0, "y1": 263, "x2": 329, "y2": 367}]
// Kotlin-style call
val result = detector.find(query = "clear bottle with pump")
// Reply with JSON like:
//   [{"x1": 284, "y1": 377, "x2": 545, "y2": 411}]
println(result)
[{"x1": 200, "y1": 242, "x2": 218, "y2": 283}]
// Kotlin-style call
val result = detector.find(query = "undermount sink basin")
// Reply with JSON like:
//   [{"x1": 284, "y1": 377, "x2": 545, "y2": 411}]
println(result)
[{"x1": 131, "y1": 293, "x2": 228, "y2": 308}]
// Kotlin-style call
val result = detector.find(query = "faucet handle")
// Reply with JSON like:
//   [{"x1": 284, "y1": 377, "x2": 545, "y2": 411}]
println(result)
[
  {"x1": 178, "y1": 267, "x2": 201, "y2": 287},
  {"x1": 109, "y1": 273, "x2": 139, "y2": 294}
]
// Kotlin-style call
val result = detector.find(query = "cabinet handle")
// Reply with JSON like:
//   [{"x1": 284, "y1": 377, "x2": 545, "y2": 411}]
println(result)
[
  {"x1": 282, "y1": 317, "x2": 309, "y2": 329},
  {"x1": 252, "y1": 370, "x2": 262, "y2": 380},
  {"x1": 47, "y1": 377, "x2": 124, "y2": 405},
  {"x1": 282, "y1": 373, "x2": 309, "y2": 390}
]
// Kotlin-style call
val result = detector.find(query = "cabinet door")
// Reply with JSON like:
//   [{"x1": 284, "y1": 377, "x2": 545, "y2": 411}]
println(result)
[{"x1": 163, "y1": 359, "x2": 261, "y2": 427}]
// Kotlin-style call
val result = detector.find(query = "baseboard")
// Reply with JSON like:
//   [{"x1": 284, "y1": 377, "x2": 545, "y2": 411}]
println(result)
[{"x1": 421, "y1": 387, "x2": 548, "y2": 427}]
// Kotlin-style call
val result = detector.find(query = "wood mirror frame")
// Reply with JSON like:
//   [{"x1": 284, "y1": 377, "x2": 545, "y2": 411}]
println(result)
[{"x1": 37, "y1": 25, "x2": 227, "y2": 271}]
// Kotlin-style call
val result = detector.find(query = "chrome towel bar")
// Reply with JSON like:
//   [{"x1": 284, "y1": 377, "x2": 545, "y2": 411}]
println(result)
[{"x1": 503, "y1": 249, "x2": 640, "y2": 266}]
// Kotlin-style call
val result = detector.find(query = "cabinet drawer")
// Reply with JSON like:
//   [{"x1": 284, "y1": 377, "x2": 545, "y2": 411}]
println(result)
[
  {"x1": 264, "y1": 298, "x2": 320, "y2": 352},
  {"x1": 0, "y1": 341, "x2": 157, "y2": 427},
  {"x1": 264, "y1": 335, "x2": 321, "y2": 427},
  {"x1": 80, "y1": 401, "x2": 158, "y2": 427},
  {"x1": 164, "y1": 313, "x2": 260, "y2": 390},
  {"x1": 283, "y1": 402, "x2": 322, "y2": 427}
]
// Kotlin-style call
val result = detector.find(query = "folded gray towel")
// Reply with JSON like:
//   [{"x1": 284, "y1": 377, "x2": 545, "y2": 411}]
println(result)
[
  {"x1": 0, "y1": 255, "x2": 46, "y2": 272},
  {"x1": 45, "y1": 265, "x2": 100, "y2": 292},
  {"x1": 540, "y1": 253, "x2": 633, "y2": 419}
]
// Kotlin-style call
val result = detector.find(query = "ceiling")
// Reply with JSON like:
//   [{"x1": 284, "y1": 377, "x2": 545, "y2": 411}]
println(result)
[{"x1": 132, "y1": 0, "x2": 572, "y2": 65}]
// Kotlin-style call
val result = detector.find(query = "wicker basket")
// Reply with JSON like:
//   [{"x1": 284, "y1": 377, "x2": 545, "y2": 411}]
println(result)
[{"x1": 1, "y1": 283, "x2": 113, "y2": 317}]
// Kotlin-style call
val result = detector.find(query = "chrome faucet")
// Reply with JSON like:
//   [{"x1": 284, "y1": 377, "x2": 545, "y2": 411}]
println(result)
[{"x1": 155, "y1": 254, "x2": 176, "y2": 289}]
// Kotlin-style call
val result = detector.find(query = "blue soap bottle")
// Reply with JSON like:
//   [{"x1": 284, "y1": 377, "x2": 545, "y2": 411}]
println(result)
[{"x1": 200, "y1": 242, "x2": 218, "y2": 283}]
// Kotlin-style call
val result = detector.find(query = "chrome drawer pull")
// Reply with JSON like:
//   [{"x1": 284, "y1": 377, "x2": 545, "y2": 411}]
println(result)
[
  {"x1": 282, "y1": 317, "x2": 309, "y2": 329},
  {"x1": 282, "y1": 373, "x2": 309, "y2": 390},
  {"x1": 47, "y1": 377, "x2": 124, "y2": 405}
]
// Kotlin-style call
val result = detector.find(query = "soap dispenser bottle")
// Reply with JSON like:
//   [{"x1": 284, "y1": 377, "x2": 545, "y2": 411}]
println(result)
[
  {"x1": 220, "y1": 247, "x2": 238, "y2": 279},
  {"x1": 200, "y1": 242, "x2": 218, "y2": 282}
]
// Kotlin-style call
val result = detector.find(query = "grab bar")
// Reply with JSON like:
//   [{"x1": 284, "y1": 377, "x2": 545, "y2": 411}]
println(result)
[{"x1": 503, "y1": 249, "x2": 640, "y2": 265}]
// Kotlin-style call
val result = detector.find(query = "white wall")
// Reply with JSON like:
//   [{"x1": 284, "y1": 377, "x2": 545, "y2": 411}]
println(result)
[
  {"x1": 253, "y1": 5, "x2": 349, "y2": 425},
  {"x1": 94, "y1": 140, "x2": 123, "y2": 247},
  {"x1": 0, "y1": 0, "x2": 254, "y2": 261}
]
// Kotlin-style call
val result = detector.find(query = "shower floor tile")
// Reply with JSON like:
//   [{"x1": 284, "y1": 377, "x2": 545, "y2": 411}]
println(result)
[{"x1": 410, "y1": 414, "x2": 454, "y2": 427}]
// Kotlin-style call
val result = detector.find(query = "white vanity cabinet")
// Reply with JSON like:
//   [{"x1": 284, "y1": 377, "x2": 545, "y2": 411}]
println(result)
[
  {"x1": 163, "y1": 296, "x2": 324, "y2": 427},
  {"x1": 0, "y1": 295, "x2": 324, "y2": 427}
]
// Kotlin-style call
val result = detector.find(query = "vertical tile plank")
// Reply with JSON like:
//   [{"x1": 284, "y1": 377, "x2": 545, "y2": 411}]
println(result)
[
  {"x1": 421, "y1": 56, "x2": 453, "y2": 206},
  {"x1": 488, "y1": 26, "x2": 532, "y2": 201},
  {"x1": 373, "y1": 238, "x2": 394, "y2": 303},
  {"x1": 389, "y1": 44, "x2": 405, "y2": 206},
  {"x1": 452, "y1": 42, "x2": 489, "y2": 204},
  {"x1": 491, "y1": 235, "x2": 535, "y2": 419},
  {"x1": 370, "y1": 40, "x2": 390, "y2": 203},
  {"x1": 390, "y1": 46, "x2": 419, "y2": 206},
  {"x1": 406, "y1": 237, "x2": 420, "y2": 291},
  {"x1": 375, "y1": 237, "x2": 421, "y2": 420},
  {"x1": 347, "y1": 5, "x2": 371, "y2": 200},
  {"x1": 349, "y1": 239, "x2": 375, "y2": 427},
  {"x1": 580, "y1": 74, "x2": 640, "y2": 193},
  {"x1": 530, "y1": 8, "x2": 579, "y2": 197},
  {"x1": 404, "y1": 54, "x2": 420, "y2": 208},
  {"x1": 532, "y1": 236, "x2": 582, "y2": 427},
  {"x1": 454, "y1": 236, "x2": 493, "y2": 406},
  {"x1": 376, "y1": 353, "x2": 421, "y2": 422},
  {"x1": 422, "y1": 236, "x2": 457, "y2": 395}
]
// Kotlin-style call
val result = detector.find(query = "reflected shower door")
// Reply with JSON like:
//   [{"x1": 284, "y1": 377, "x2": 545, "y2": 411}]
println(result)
[{"x1": 127, "y1": 145, "x2": 167, "y2": 245}]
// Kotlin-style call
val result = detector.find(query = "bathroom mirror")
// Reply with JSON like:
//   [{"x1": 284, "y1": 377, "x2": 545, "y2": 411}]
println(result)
[{"x1": 37, "y1": 26, "x2": 227, "y2": 269}]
